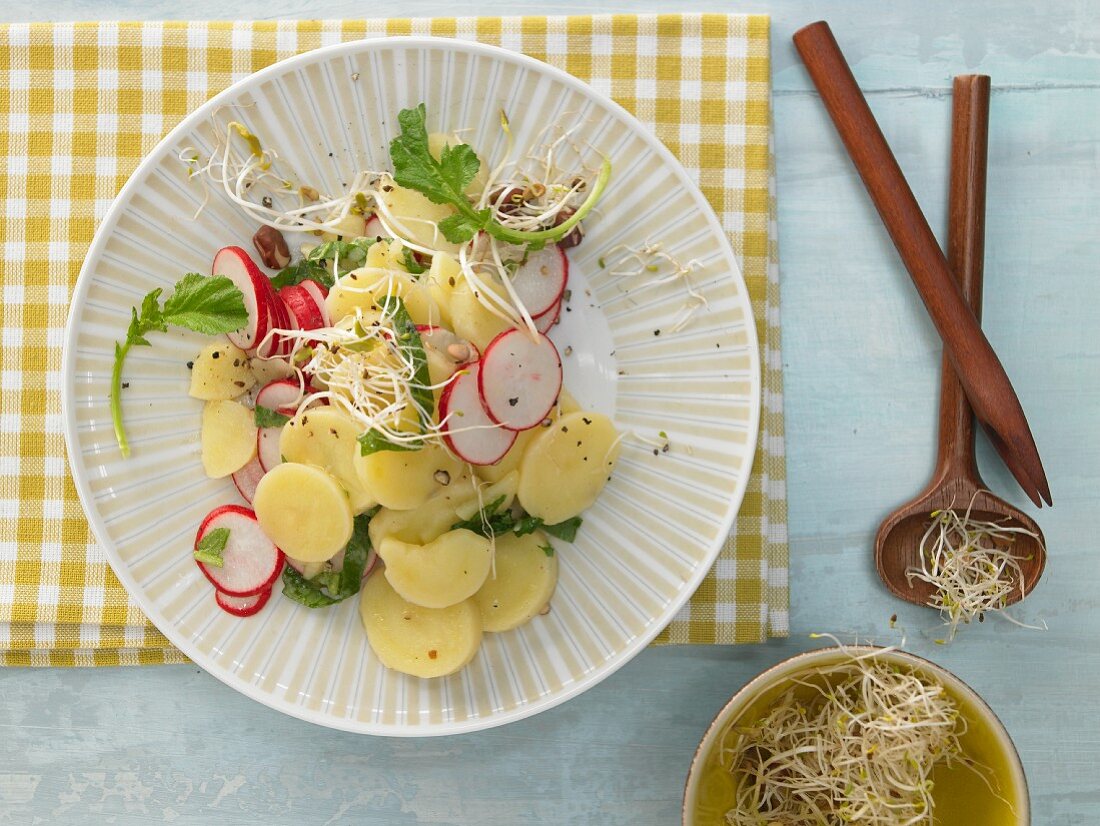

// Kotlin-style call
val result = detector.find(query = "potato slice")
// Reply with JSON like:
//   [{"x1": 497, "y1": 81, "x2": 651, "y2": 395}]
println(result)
[
  {"x1": 517, "y1": 411, "x2": 620, "y2": 524},
  {"x1": 354, "y1": 441, "x2": 464, "y2": 511},
  {"x1": 200, "y1": 400, "x2": 257, "y2": 478},
  {"x1": 426, "y1": 253, "x2": 461, "y2": 328},
  {"x1": 360, "y1": 571, "x2": 482, "y2": 678},
  {"x1": 368, "y1": 495, "x2": 462, "y2": 550},
  {"x1": 452, "y1": 471, "x2": 520, "y2": 521},
  {"x1": 379, "y1": 528, "x2": 492, "y2": 609},
  {"x1": 249, "y1": 355, "x2": 295, "y2": 388},
  {"x1": 475, "y1": 426, "x2": 539, "y2": 484},
  {"x1": 328, "y1": 243, "x2": 439, "y2": 327},
  {"x1": 378, "y1": 183, "x2": 459, "y2": 253},
  {"x1": 321, "y1": 210, "x2": 367, "y2": 242},
  {"x1": 448, "y1": 281, "x2": 513, "y2": 353},
  {"x1": 474, "y1": 530, "x2": 559, "y2": 632},
  {"x1": 279, "y1": 407, "x2": 376, "y2": 514},
  {"x1": 189, "y1": 342, "x2": 254, "y2": 401},
  {"x1": 253, "y1": 462, "x2": 353, "y2": 562}
]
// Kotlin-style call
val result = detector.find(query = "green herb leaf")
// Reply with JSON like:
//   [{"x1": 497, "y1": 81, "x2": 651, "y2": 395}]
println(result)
[
  {"x1": 402, "y1": 247, "x2": 427, "y2": 275},
  {"x1": 513, "y1": 514, "x2": 544, "y2": 537},
  {"x1": 437, "y1": 211, "x2": 488, "y2": 244},
  {"x1": 391, "y1": 104, "x2": 480, "y2": 206},
  {"x1": 389, "y1": 104, "x2": 611, "y2": 249},
  {"x1": 271, "y1": 258, "x2": 332, "y2": 290},
  {"x1": 254, "y1": 405, "x2": 291, "y2": 428},
  {"x1": 450, "y1": 495, "x2": 514, "y2": 537},
  {"x1": 280, "y1": 510, "x2": 378, "y2": 608},
  {"x1": 539, "y1": 543, "x2": 555, "y2": 557},
  {"x1": 162, "y1": 274, "x2": 249, "y2": 335},
  {"x1": 193, "y1": 527, "x2": 230, "y2": 568},
  {"x1": 112, "y1": 274, "x2": 247, "y2": 458},
  {"x1": 358, "y1": 428, "x2": 421, "y2": 456},
  {"x1": 541, "y1": 516, "x2": 582, "y2": 543},
  {"x1": 280, "y1": 565, "x2": 340, "y2": 608},
  {"x1": 379, "y1": 295, "x2": 434, "y2": 426}
]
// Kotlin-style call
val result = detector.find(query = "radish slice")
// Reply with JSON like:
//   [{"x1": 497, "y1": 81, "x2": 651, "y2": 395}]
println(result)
[
  {"x1": 364, "y1": 215, "x2": 385, "y2": 240},
  {"x1": 231, "y1": 455, "x2": 266, "y2": 504},
  {"x1": 257, "y1": 426, "x2": 283, "y2": 472},
  {"x1": 212, "y1": 246, "x2": 272, "y2": 352},
  {"x1": 439, "y1": 363, "x2": 516, "y2": 465},
  {"x1": 477, "y1": 329, "x2": 563, "y2": 431},
  {"x1": 509, "y1": 244, "x2": 567, "y2": 318},
  {"x1": 533, "y1": 300, "x2": 561, "y2": 334},
  {"x1": 258, "y1": 291, "x2": 292, "y2": 358},
  {"x1": 216, "y1": 587, "x2": 272, "y2": 617},
  {"x1": 299, "y1": 279, "x2": 331, "y2": 326},
  {"x1": 256, "y1": 379, "x2": 307, "y2": 415},
  {"x1": 194, "y1": 505, "x2": 284, "y2": 597},
  {"x1": 279, "y1": 284, "x2": 326, "y2": 331}
]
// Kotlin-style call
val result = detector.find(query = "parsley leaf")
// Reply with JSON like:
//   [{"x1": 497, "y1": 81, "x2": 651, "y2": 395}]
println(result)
[
  {"x1": 541, "y1": 516, "x2": 583, "y2": 543},
  {"x1": 254, "y1": 405, "x2": 291, "y2": 429},
  {"x1": 391, "y1": 104, "x2": 481, "y2": 206},
  {"x1": 112, "y1": 274, "x2": 246, "y2": 458},
  {"x1": 389, "y1": 104, "x2": 611, "y2": 248},
  {"x1": 194, "y1": 527, "x2": 231, "y2": 568},
  {"x1": 437, "y1": 211, "x2": 489, "y2": 244},
  {"x1": 539, "y1": 543, "x2": 555, "y2": 557}
]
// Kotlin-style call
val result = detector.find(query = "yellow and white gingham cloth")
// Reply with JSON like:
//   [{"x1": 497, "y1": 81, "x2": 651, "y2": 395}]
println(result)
[{"x1": 0, "y1": 15, "x2": 788, "y2": 665}]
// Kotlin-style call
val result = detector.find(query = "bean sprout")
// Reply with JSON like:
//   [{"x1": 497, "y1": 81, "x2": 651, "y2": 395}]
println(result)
[
  {"x1": 906, "y1": 492, "x2": 1046, "y2": 643},
  {"x1": 718, "y1": 641, "x2": 1000, "y2": 825}
]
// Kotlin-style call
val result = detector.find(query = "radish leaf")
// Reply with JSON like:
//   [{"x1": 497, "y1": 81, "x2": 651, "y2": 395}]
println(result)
[{"x1": 112, "y1": 274, "x2": 246, "y2": 458}]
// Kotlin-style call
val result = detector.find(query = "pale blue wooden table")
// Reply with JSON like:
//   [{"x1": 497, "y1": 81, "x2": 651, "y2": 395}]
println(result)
[{"x1": 4, "y1": 2, "x2": 1098, "y2": 823}]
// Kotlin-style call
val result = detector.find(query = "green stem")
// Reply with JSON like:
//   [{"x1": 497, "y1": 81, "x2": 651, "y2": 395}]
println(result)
[
  {"x1": 111, "y1": 339, "x2": 132, "y2": 458},
  {"x1": 467, "y1": 158, "x2": 612, "y2": 246}
]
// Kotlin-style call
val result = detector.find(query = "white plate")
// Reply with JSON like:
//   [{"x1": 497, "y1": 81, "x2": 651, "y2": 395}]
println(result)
[{"x1": 62, "y1": 38, "x2": 760, "y2": 735}]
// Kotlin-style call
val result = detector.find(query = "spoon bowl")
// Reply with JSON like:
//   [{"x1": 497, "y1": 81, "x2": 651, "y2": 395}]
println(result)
[
  {"x1": 875, "y1": 74, "x2": 1047, "y2": 609},
  {"x1": 876, "y1": 482, "x2": 1046, "y2": 609}
]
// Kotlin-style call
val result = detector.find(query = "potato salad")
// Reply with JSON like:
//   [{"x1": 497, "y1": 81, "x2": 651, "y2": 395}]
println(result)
[{"x1": 111, "y1": 104, "x2": 620, "y2": 678}]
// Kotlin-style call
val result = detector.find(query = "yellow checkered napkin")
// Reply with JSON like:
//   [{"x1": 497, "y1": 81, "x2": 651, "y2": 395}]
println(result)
[{"x1": 0, "y1": 15, "x2": 787, "y2": 665}]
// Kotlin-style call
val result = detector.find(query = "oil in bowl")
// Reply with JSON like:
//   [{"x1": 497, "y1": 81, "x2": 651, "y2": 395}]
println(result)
[{"x1": 684, "y1": 646, "x2": 1028, "y2": 825}]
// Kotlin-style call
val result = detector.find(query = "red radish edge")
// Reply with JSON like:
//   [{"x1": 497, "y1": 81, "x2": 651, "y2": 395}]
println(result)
[
  {"x1": 212, "y1": 246, "x2": 272, "y2": 352},
  {"x1": 439, "y1": 364, "x2": 517, "y2": 465},
  {"x1": 216, "y1": 587, "x2": 272, "y2": 617},
  {"x1": 279, "y1": 284, "x2": 326, "y2": 331},
  {"x1": 231, "y1": 456, "x2": 266, "y2": 504},
  {"x1": 194, "y1": 505, "x2": 284, "y2": 597},
  {"x1": 477, "y1": 329, "x2": 563, "y2": 431},
  {"x1": 509, "y1": 244, "x2": 568, "y2": 318},
  {"x1": 533, "y1": 300, "x2": 561, "y2": 334},
  {"x1": 299, "y1": 279, "x2": 331, "y2": 327},
  {"x1": 364, "y1": 215, "x2": 385, "y2": 240},
  {"x1": 256, "y1": 379, "x2": 308, "y2": 415}
]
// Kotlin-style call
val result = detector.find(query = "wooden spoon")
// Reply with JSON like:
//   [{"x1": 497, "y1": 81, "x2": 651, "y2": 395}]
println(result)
[{"x1": 874, "y1": 75, "x2": 1046, "y2": 607}]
